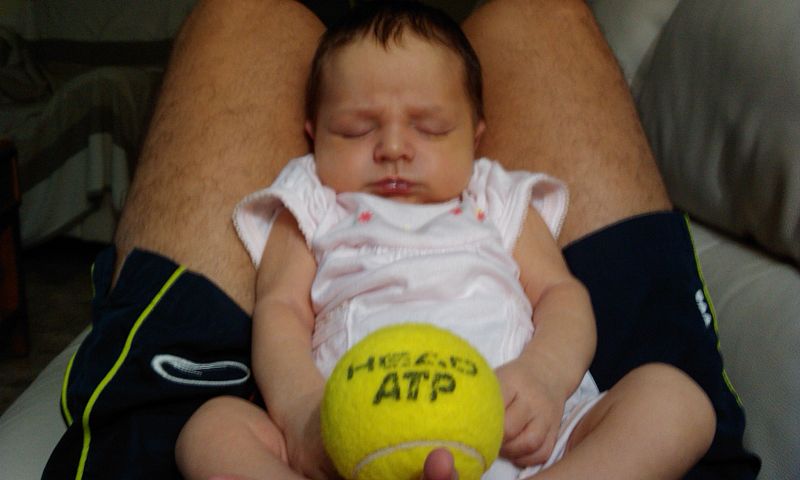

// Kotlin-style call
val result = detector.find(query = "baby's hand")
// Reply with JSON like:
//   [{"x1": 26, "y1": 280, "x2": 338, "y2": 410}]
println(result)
[
  {"x1": 495, "y1": 359, "x2": 566, "y2": 467},
  {"x1": 279, "y1": 389, "x2": 341, "y2": 480}
]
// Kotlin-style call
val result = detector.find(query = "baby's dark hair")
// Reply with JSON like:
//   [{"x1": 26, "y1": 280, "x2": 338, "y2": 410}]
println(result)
[{"x1": 305, "y1": 0, "x2": 484, "y2": 123}]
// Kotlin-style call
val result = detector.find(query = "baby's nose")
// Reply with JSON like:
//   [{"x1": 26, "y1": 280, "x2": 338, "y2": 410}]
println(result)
[{"x1": 374, "y1": 125, "x2": 414, "y2": 163}]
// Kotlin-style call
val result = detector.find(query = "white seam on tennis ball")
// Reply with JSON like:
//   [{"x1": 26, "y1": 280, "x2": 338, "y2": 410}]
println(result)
[{"x1": 352, "y1": 440, "x2": 486, "y2": 479}]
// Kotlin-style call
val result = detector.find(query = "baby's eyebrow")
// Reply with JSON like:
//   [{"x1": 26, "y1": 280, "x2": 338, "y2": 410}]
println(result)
[
  {"x1": 409, "y1": 105, "x2": 447, "y2": 118},
  {"x1": 329, "y1": 107, "x2": 378, "y2": 119},
  {"x1": 328, "y1": 104, "x2": 451, "y2": 120}
]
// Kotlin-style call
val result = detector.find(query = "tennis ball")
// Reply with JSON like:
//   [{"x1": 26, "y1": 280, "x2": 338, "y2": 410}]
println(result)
[{"x1": 321, "y1": 323, "x2": 504, "y2": 480}]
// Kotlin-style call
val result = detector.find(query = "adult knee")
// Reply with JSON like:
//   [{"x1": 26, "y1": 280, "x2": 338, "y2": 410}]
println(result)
[
  {"x1": 194, "y1": 0, "x2": 311, "y2": 16},
  {"x1": 467, "y1": 0, "x2": 594, "y2": 29},
  {"x1": 187, "y1": 0, "x2": 322, "y2": 43}
]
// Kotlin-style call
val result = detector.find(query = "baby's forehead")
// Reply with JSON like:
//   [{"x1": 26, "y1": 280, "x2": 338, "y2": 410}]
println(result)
[
  {"x1": 307, "y1": 23, "x2": 483, "y2": 122},
  {"x1": 320, "y1": 38, "x2": 470, "y2": 99},
  {"x1": 332, "y1": 30, "x2": 451, "y2": 59},
  {"x1": 322, "y1": 33, "x2": 464, "y2": 84}
]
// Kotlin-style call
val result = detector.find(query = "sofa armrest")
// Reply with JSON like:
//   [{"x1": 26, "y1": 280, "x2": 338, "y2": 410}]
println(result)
[{"x1": 0, "y1": 329, "x2": 87, "y2": 480}]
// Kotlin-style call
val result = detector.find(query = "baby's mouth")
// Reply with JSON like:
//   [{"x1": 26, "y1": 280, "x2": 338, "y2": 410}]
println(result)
[{"x1": 373, "y1": 178, "x2": 413, "y2": 196}]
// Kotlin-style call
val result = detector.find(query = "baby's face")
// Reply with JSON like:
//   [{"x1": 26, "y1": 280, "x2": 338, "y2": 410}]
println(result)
[{"x1": 308, "y1": 33, "x2": 484, "y2": 204}]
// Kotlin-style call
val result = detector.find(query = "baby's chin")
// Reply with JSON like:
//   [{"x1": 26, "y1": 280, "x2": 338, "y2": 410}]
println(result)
[
  {"x1": 388, "y1": 195, "x2": 425, "y2": 204},
  {"x1": 366, "y1": 185, "x2": 457, "y2": 205},
  {"x1": 375, "y1": 192, "x2": 456, "y2": 205}
]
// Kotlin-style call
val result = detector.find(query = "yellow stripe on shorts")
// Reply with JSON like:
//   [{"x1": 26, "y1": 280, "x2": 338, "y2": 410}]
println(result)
[
  {"x1": 73, "y1": 265, "x2": 186, "y2": 480},
  {"x1": 682, "y1": 214, "x2": 742, "y2": 407}
]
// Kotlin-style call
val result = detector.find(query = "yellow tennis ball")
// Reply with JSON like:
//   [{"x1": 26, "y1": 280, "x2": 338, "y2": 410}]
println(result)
[{"x1": 321, "y1": 323, "x2": 504, "y2": 480}]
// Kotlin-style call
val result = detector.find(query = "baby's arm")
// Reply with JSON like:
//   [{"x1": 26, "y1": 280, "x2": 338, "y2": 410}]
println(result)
[
  {"x1": 499, "y1": 207, "x2": 596, "y2": 467},
  {"x1": 251, "y1": 209, "x2": 334, "y2": 478}
]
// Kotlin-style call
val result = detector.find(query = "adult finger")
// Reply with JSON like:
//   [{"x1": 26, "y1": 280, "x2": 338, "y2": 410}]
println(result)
[{"x1": 421, "y1": 448, "x2": 458, "y2": 480}]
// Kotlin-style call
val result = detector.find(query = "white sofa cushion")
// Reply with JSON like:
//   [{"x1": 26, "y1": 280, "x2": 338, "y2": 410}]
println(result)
[
  {"x1": 691, "y1": 222, "x2": 800, "y2": 480},
  {"x1": 588, "y1": 0, "x2": 680, "y2": 86},
  {"x1": 636, "y1": 0, "x2": 800, "y2": 265},
  {"x1": 0, "y1": 331, "x2": 85, "y2": 480}
]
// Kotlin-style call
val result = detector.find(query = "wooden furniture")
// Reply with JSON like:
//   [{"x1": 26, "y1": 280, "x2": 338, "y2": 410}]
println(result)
[{"x1": 0, "y1": 139, "x2": 29, "y2": 357}]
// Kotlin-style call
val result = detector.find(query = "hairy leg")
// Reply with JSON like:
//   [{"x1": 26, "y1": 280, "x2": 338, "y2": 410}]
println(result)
[
  {"x1": 462, "y1": 0, "x2": 671, "y2": 246},
  {"x1": 115, "y1": 0, "x2": 323, "y2": 312},
  {"x1": 176, "y1": 396, "x2": 304, "y2": 480},
  {"x1": 533, "y1": 364, "x2": 715, "y2": 479}
]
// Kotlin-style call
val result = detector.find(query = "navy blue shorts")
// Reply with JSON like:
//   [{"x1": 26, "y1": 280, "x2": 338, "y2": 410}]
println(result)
[
  {"x1": 564, "y1": 211, "x2": 760, "y2": 479},
  {"x1": 43, "y1": 212, "x2": 759, "y2": 479},
  {"x1": 42, "y1": 248, "x2": 255, "y2": 480}
]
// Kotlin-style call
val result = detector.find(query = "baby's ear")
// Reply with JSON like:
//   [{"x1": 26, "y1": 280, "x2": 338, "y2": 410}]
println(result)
[
  {"x1": 304, "y1": 120, "x2": 315, "y2": 141},
  {"x1": 473, "y1": 119, "x2": 486, "y2": 150}
]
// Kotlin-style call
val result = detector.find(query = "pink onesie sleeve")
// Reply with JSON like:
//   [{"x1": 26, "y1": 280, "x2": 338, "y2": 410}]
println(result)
[
  {"x1": 469, "y1": 158, "x2": 569, "y2": 252},
  {"x1": 232, "y1": 154, "x2": 335, "y2": 267}
]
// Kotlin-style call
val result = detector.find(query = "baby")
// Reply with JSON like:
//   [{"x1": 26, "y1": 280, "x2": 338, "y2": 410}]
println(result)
[{"x1": 176, "y1": 2, "x2": 715, "y2": 479}]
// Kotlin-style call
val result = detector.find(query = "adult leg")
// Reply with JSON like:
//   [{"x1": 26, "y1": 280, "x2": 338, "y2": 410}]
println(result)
[
  {"x1": 461, "y1": 1, "x2": 758, "y2": 478},
  {"x1": 42, "y1": 3, "x2": 324, "y2": 479},
  {"x1": 115, "y1": 0, "x2": 323, "y2": 312},
  {"x1": 462, "y1": 0, "x2": 670, "y2": 247}
]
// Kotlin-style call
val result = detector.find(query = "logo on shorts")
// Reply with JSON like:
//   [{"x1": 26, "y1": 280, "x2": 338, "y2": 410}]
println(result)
[
  {"x1": 151, "y1": 354, "x2": 251, "y2": 387},
  {"x1": 695, "y1": 289, "x2": 713, "y2": 328}
]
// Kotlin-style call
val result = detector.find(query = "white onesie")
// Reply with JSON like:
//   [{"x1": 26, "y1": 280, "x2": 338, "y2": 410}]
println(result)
[{"x1": 234, "y1": 154, "x2": 601, "y2": 478}]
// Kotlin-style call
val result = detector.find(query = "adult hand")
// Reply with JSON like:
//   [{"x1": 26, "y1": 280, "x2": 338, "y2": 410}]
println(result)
[
  {"x1": 421, "y1": 448, "x2": 458, "y2": 480},
  {"x1": 208, "y1": 448, "x2": 458, "y2": 480},
  {"x1": 279, "y1": 391, "x2": 460, "y2": 480}
]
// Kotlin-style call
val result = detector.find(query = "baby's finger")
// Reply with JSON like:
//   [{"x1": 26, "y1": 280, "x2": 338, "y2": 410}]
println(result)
[
  {"x1": 511, "y1": 436, "x2": 557, "y2": 469},
  {"x1": 501, "y1": 422, "x2": 556, "y2": 467},
  {"x1": 502, "y1": 403, "x2": 528, "y2": 441}
]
